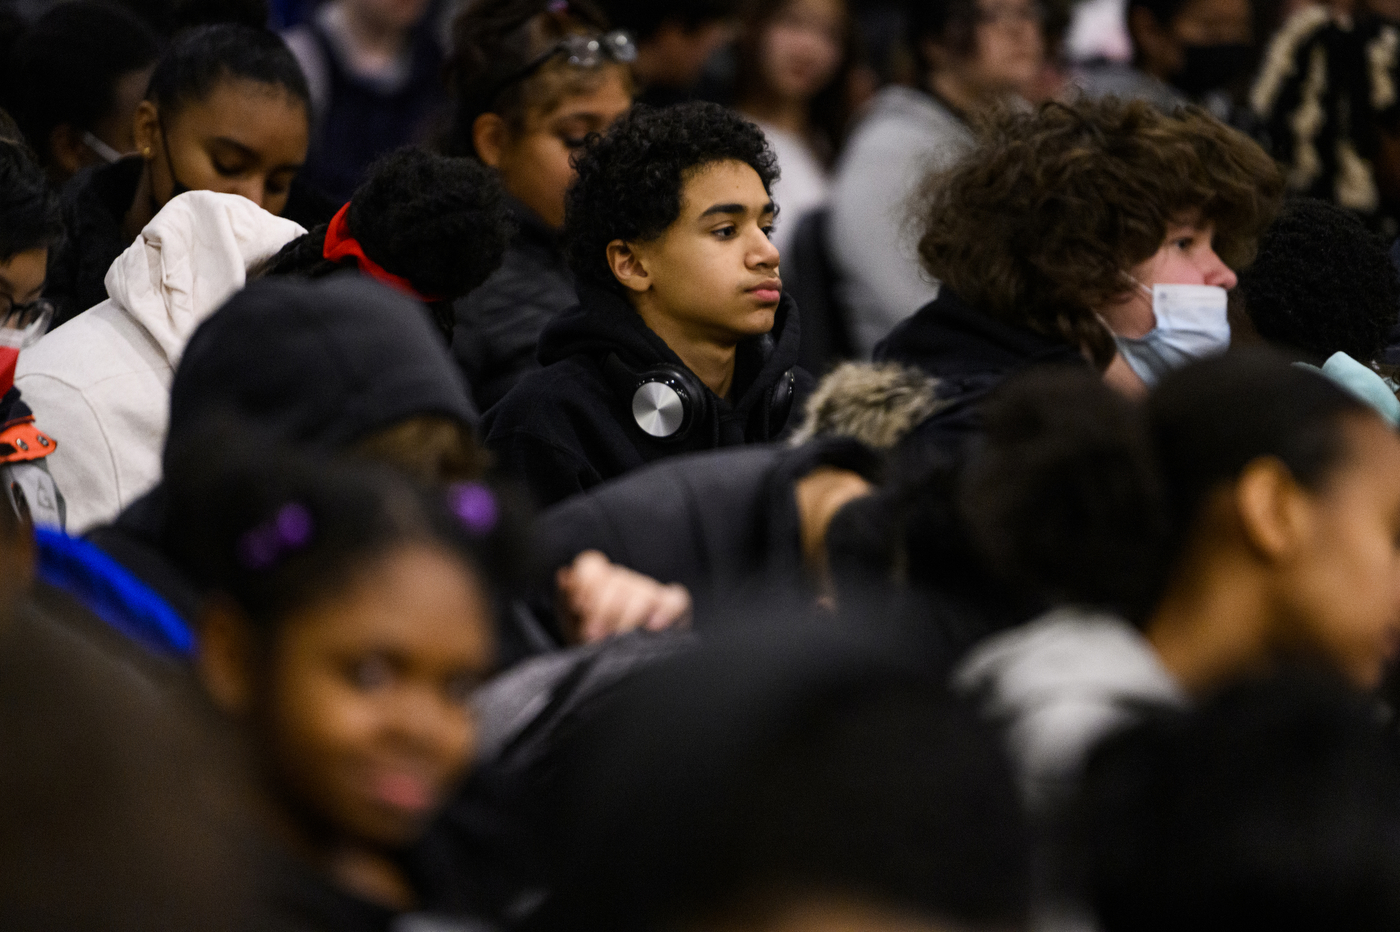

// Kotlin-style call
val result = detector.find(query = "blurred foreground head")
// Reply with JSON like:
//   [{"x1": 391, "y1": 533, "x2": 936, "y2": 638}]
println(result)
[
  {"x1": 1083, "y1": 673, "x2": 1400, "y2": 932},
  {"x1": 542, "y1": 627, "x2": 1032, "y2": 932}
]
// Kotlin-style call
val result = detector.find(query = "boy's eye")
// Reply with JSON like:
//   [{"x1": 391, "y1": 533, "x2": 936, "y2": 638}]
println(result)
[
  {"x1": 347, "y1": 655, "x2": 394, "y2": 692},
  {"x1": 561, "y1": 135, "x2": 589, "y2": 150},
  {"x1": 213, "y1": 160, "x2": 243, "y2": 177},
  {"x1": 713, "y1": 225, "x2": 737, "y2": 239},
  {"x1": 762, "y1": 225, "x2": 775, "y2": 239}
]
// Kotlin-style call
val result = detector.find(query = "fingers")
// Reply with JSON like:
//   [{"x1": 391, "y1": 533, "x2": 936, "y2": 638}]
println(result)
[{"x1": 557, "y1": 551, "x2": 693, "y2": 644}]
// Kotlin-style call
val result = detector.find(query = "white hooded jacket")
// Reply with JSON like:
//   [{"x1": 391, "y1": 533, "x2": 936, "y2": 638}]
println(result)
[{"x1": 17, "y1": 191, "x2": 305, "y2": 533}]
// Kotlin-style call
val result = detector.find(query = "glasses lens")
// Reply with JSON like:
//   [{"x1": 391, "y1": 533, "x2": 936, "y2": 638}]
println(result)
[
  {"x1": 606, "y1": 31, "x2": 638, "y2": 63},
  {"x1": 0, "y1": 299, "x2": 53, "y2": 349}
]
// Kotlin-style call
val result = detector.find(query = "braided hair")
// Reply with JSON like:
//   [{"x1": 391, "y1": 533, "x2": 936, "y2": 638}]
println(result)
[{"x1": 260, "y1": 147, "x2": 513, "y2": 339}]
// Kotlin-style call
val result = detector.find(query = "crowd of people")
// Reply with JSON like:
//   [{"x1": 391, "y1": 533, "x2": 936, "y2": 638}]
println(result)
[{"x1": 5, "y1": 0, "x2": 1400, "y2": 929}]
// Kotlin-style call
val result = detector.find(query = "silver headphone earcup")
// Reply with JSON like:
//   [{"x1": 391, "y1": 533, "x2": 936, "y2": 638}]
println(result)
[{"x1": 632, "y1": 381, "x2": 687, "y2": 438}]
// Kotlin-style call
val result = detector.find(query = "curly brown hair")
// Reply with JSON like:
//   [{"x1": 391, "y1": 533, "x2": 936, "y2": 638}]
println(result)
[{"x1": 915, "y1": 98, "x2": 1283, "y2": 367}]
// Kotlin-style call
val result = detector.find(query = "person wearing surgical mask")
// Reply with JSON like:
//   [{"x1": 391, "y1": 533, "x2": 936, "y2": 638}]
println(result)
[
  {"x1": 875, "y1": 97, "x2": 1281, "y2": 456},
  {"x1": 1072, "y1": 0, "x2": 1256, "y2": 121}
]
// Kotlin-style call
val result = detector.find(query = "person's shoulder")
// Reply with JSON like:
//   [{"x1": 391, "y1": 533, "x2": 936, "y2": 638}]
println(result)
[
  {"x1": 483, "y1": 357, "x2": 609, "y2": 429},
  {"x1": 17, "y1": 302, "x2": 169, "y2": 390}
]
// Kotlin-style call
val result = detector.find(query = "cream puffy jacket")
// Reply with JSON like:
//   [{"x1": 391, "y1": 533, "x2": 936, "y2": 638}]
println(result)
[{"x1": 17, "y1": 191, "x2": 304, "y2": 533}]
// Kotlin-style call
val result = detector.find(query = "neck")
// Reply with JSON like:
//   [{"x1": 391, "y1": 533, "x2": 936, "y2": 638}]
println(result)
[
  {"x1": 928, "y1": 69, "x2": 993, "y2": 117},
  {"x1": 325, "y1": 845, "x2": 415, "y2": 911},
  {"x1": 123, "y1": 163, "x2": 156, "y2": 242},
  {"x1": 739, "y1": 94, "x2": 810, "y2": 137},
  {"x1": 1144, "y1": 550, "x2": 1274, "y2": 696},
  {"x1": 634, "y1": 299, "x2": 739, "y2": 398},
  {"x1": 329, "y1": 0, "x2": 409, "y2": 66}
]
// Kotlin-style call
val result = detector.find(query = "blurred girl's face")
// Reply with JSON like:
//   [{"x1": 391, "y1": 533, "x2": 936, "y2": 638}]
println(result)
[
  {"x1": 759, "y1": 0, "x2": 846, "y2": 102},
  {"x1": 134, "y1": 78, "x2": 310, "y2": 217},
  {"x1": 265, "y1": 544, "x2": 494, "y2": 849},
  {"x1": 957, "y1": 0, "x2": 1045, "y2": 96},
  {"x1": 477, "y1": 65, "x2": 633, "y2": 229},
  {"x1": 1268, "y1": 416, "x2": 1400, "y2": 690}
]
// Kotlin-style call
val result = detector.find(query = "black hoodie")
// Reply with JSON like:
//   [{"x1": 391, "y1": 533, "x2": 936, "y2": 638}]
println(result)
[
  {"x1": 482, "y1": 282, "x2": 812, "y2": 508},
  {"x1": 874, "y1": 288, "x2": 1087, "y2": 456}
]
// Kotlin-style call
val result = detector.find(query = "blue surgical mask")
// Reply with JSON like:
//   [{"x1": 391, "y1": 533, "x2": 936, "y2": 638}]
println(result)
[{"x1": 1114, "y1": 283, "x2": 1230, "y2": 387}]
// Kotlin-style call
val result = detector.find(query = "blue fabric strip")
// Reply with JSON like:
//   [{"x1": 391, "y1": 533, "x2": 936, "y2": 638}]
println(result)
[{"x1": 35, "y1": 528, "x2": 194, "y2": 657}]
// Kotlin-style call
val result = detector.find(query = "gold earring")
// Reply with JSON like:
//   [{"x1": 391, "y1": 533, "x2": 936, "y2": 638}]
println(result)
[{"x1": 142, "y1": 146, "x2": 152, "y2": 158}]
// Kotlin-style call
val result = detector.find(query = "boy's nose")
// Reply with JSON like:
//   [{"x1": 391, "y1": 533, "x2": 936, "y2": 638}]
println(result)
[{"x1": 751, "y1": 230, "x2": 780, "y2": 269}]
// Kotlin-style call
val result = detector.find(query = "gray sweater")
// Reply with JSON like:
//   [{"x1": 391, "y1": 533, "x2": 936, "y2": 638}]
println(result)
[{"x1": 828, "y1": 87, "x2": 974, "y2": 355}]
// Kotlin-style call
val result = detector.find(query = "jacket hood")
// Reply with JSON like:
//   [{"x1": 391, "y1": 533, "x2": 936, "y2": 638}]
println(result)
[
  {"x1": 954, "y1": 608, "x2": 1186, "y2": 805},
  {"x1": 875, "y1": 288, "x2": 1084, "y2": 377},
  {"x1": 537, "y1": 282, "x2": 803, "y2": 418},
  {"x1": 167, "y1": 274, "x2": 477, "y2": 454},
  {"x1": 104, "y1": 190, "x2": 305, "y2": 366}
]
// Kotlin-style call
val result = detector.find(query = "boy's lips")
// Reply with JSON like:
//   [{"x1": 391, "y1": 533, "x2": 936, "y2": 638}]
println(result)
[
  {"x1": 748, "y1": 280, "x2": 782, "y2": 303},
  {"x1": 370, "y1": 770, "x2": 436, "y2": 815}
]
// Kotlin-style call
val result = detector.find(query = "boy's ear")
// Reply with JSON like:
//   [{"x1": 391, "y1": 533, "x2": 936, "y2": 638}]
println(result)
[
  {"x1": 472, "y1": 113, "x2": 508, "y2": 169},
  {"x1": 607, "y1": 240, "x2": 651, "y2": 293},
  {"x1": 132, "y1": 101, "x2": 159, "y2": 159},
  {"x1": 195, "y1": 597, "x2": 258, "y2": 716},
  {"x1": 1233, "y1": 457, "x2": 1310, "y2": 561}
]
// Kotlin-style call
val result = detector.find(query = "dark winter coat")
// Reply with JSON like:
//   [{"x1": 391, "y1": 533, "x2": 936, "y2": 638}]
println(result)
[
  {"x1": 482, "y1": 283, "x2": 813, "y2": 508},
  {"x1": 451, "y1": 199, "x2": 575, "y2": 411},
  {"x1": 531, "y1": 438, "x2": 883, "y2": 632},
  {"x1": 874, "y1": 288, "x2": 1087, "y2": 455},
  {"x1": 45, "y1": 157, "x2": 142, "y2": 328}
]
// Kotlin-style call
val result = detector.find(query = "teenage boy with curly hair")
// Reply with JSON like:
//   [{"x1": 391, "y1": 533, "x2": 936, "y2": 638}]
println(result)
[
  {"x1": 483, "y1": 101, "x2": 810, "y2": 507},
  {"x1": 876, "y1": 97, "x2": 1282, "y2": 454}
]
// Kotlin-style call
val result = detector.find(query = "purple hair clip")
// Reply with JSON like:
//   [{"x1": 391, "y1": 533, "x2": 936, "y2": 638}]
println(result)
[
  {"x1": 449, "y1": 483, "x2": 499, "y2": 536},
  {"x1": 237, "y1": 502, "x2": 314, "y2": 571}
]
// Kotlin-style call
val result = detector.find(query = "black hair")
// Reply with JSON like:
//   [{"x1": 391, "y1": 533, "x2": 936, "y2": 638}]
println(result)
[
  {"x1": 1148, "y1": 349, "x2": 1374, "y2": 553},
  {"x1": 593, "y1": 0, "x2": 737, "y2": 42},
  {"x1": 958, "y1": 366, "x2": 1170, "y2": 625},
  {"x1": 1124, "y1": 0, "x2": 1194, "y2": 30},
  {"x1": 1237, "y1": 196, "x2": 1400, "y2": 364},
  {"x1": 0, "y1": 138, "x2": 63, "y2": 261},
  {"x1": 904, "y1": 0, "x2": 980, "y2": 62},
  {"x1": 144, "y1": 23, "x2": 309, "y2": 118},
  {"x1": 259, "y1": 147, "x2": 514, "y2": 338},
  {"x1": 445, "y1": 0, "x2": 616, "y2": 157},
  {"x1": 564, "y1": 101, "x2": 779, "y2": 292},
  {"x1": 163, "y1": 422, "x2": 523, "y2": 634},
  {"x1": 1081, "y1": 673, "x2": 1400, "y2": 932},
  {"x1": 2, "y1": 1, "x2": 160, "y2": 173},
  {"x1": 545, "y1": 627, "x2": 1030, "y2": 932}
]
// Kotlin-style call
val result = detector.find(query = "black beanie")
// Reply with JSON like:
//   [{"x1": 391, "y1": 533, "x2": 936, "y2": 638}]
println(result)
[{"x1": 167, "y1": 274, "x2": 477, "y2": 457}]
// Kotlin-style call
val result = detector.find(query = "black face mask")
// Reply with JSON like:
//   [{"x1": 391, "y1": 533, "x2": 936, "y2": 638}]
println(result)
[
  {"x1": 148, "y1": 115, "x2": 192, "y2": 217},
  {"x1": 1170, "y1": 42, "x2": 1254, "y2": 98}
]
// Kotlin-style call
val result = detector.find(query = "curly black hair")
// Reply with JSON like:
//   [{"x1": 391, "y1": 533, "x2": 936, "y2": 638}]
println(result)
[
  {"x1": 1236, "y1": 197, "x2": 1400, "y2": 364},
  {"x1": 260, "y1": 147, "x2": 513, "y2": 337},
  {"x1": 564, "y1": 101, "x2": 779, "y2": 293},
  {"x1": 0, "y1": 137, "x2": 62, "y2": 261}
]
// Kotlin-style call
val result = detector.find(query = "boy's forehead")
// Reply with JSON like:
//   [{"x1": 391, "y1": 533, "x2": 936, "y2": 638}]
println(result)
[{"x1": 678, "y1": 159, "x2": 773, "y2": 216}]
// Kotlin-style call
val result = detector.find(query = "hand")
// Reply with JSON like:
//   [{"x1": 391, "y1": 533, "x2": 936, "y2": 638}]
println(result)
[{"x1": 556, "y1": 550, "x2": 693, "y2": 644}]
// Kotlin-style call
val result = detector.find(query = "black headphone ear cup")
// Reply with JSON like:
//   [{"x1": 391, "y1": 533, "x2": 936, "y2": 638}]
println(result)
[
  {"x1": 629, "y1": 364, "x2": 709, "y2": 443},
  {"x1": 767, "y1": 369, "x2": 796, "y2": 437}
]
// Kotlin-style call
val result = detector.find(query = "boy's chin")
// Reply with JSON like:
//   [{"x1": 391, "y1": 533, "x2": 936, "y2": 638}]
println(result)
[{"x1": 726, "y1": 305, "x2": 778, "y2": 337}]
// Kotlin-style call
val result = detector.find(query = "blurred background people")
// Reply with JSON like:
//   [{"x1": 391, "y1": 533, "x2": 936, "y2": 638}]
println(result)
[
  {"x1": 733, "y1": 0, "x2": 855, "y2": 261},
  {"x1": 43, "y1": 23, "x2": 311, "y2": 327},
  {"x1": 828, "y1": 0, "x2": 1047, "y2": 355},
  {"x1": 1252, "y1": 0, "x2": 1400, "y2": 238},
  {"x1": 595, "y1": 0, "x2": 740, "y2": 106},
  {"x1": 282, "y1": 0, "x2": 449, "y2": 203},
  {"x1": 444, "y1": 0, "x2": 634, "y2": 411},
  {"x1": 1073, "y1": 0, "x2": 1257, "y2": 117},
  {"x1": 0, "y1": 1, "x2": 159, "y2": 188}
]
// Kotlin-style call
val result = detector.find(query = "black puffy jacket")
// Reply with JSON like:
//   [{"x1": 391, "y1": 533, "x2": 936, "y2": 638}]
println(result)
[{"x1": 451, "y1": 199, "x2": 576, "y2": 412}]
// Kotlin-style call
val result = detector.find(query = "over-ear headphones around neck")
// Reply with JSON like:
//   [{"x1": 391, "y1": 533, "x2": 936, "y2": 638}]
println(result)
[{"x1": 605, "y1": 353, "x2": 797, "y2": 444}]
